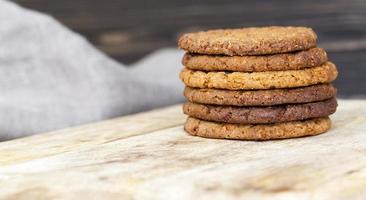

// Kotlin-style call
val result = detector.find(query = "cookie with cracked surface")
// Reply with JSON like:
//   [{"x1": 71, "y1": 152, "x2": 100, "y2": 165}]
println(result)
[
  {"x1": 178, "y1": 26, "x2": 317, "y2": 56},
  {"x1": 183, "y1": 47, "x2": 327, "y2": 72},
  {"x1": 183, "y1": 98, "x2": 337, "y2": 124},
  {"x1": 184, "y1": 117, "x2": 331, "y2": 140},
  {"x1": 184, "y1": 84, "x2": 337, "y2": 106},
  {"x1": 180, "y1": 62, "x2": 338, "y2": 90}
]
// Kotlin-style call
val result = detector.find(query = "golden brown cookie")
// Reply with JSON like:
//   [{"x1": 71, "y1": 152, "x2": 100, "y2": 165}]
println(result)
[
  {"x1": 183, "y1": 98, "x2": 337, "y2": 124},
  {"x1": 184, "y1": 84, "x2": 337, "y2": 106},
  {"x1": 180, "y1": 62, "x2": 337, "y2": 90},
  {"x1": 184, "y1": 117, "x2": 331, "y2": 140},
  {"x1": 178, "y1": 26, "x2": 317, "y2": 56},
  {"x1": 183, "y1": 47, "x2": 327, "y2": 72}
]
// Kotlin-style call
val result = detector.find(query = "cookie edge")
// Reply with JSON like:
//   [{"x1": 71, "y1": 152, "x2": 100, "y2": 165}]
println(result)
[{"x1": 184, "y1": 117, "x2": 331, "y2": 140}]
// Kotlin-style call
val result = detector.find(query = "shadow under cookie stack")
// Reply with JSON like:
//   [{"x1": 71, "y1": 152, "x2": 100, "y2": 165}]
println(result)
[{"x1": 179, "y1": 26, "x2": 338, "y2": 140}]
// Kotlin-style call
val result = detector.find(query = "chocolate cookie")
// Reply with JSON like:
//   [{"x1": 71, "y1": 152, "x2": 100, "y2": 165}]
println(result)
[
  {"x1": 183, "y1": 98, "x2": 337, "y2": 124},
  {"x1": 184, "y1": 84, "x2": 336, "y2": 106},
  {"x1": 180, "y1": 62, "x2": 337, "y2": 90},
  {"x1": 178, "y1": 26, "x2": 317, "y2": 56},
  {"x1": 183, "y1": 47, "x2": 327, "y2": 72},
  {"x1": 184, "y1": 117, "x2": 331, "y2": 140}
]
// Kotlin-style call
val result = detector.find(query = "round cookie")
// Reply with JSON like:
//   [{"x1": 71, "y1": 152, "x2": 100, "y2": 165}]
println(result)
[
  {"x1": 184, "y1": 117, "x2": 331, "y2": 140},
  {"x1": 183, "y1": 98, "x2": 337, "y2": 124},
  {"x1": 184, "y1": 84, "x2": 337, "y2": 106},
  {"x1": 180, "y1": 62, "x2": 338, "y2": 90},
  {"x1": 183, "y1": 47, "x2": 327, "y2": 72},
  {"x1": 178, "y1": 26, "x2": 317, "y2": 56}
]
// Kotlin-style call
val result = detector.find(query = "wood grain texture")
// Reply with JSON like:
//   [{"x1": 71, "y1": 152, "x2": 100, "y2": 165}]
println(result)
[
  {"x1": 12, "y1": 0, "x2": 366, "y2": 97},
  {"x1": 0, "y1": 99, "x2": 366, "y2": 199}
]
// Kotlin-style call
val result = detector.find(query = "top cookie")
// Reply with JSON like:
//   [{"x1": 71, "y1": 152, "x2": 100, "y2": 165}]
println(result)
[{"x1": 178, "y1": 26, "x2": 317, "y2": 56}]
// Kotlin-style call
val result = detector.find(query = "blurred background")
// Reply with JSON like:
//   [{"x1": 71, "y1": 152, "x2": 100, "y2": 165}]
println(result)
[{"x1": 13, "y1": 0, "x2": 366, "y2": 97}]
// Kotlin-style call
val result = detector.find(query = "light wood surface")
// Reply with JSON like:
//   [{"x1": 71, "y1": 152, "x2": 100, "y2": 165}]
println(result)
[{"x1": 0, "y1": 99, "x2": 366, "y2": 200}]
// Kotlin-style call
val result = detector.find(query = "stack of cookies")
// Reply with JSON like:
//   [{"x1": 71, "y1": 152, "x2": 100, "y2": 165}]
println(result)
[{"x1": 178, "y1": 26, "x2": 338, "y2": 140}]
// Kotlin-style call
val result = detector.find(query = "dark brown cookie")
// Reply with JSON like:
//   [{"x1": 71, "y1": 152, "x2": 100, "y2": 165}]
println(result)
[
  {"x1": 182, "y1": 47, "x2": 327, "y2": 72},
  {"x1": 184, "y1": 117, "x2": 331, "y2": 140},
  {"x1": 184, "y1": 84, "x2": 336, "y2": 106},
  {"x1": 178, "y1": 26, "x2": 317, "y2": 56},
  {"x1": 183, "y1": 98, "x2": 337, "y2": 124}
]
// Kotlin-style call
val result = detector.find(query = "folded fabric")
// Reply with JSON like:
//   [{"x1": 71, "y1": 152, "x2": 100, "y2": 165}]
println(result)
[{"x1": 0, "y1": 0, "x2": 184, "y2": 140}]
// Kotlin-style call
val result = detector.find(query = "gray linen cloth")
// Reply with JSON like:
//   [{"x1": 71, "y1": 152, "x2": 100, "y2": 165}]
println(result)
[{"x1": 0, "y1": 0, "x2": 184, "y2": 140}]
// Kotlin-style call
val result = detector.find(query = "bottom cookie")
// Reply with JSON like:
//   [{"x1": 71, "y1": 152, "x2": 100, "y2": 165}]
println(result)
[{"x1": 184, "y1": 117, "x2": 331, "y2": 140}]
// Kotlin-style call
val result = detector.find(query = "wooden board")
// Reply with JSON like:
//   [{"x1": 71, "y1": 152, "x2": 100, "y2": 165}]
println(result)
[{"x1": 0, "y1": 99, "x2": 366, "y2": 199}]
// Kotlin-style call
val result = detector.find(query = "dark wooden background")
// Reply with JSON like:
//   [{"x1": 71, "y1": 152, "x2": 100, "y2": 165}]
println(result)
[{"x1": 13, "y1": 0, "x2": 366, "y2": 98}]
